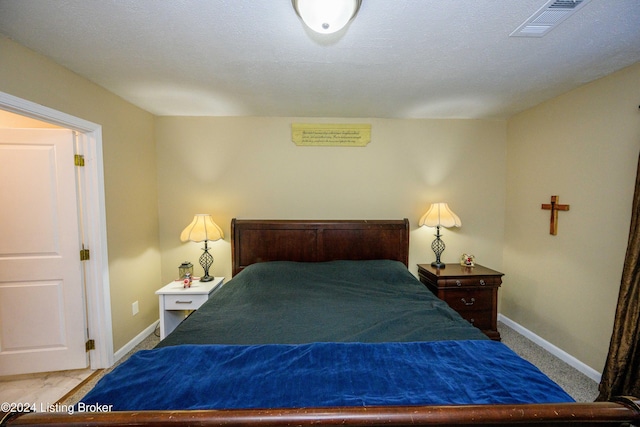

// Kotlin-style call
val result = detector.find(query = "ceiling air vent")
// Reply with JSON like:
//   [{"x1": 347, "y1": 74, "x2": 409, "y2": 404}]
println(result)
[{"x1": 510, "y1": 0, "x2": 591, "y2": 38}]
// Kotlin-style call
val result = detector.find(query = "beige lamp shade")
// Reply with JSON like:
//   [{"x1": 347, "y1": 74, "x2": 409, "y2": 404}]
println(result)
[
  {"x1": 180, "y1": 214, "x2": 224, "y2": 243},
  {"x1": 419, "y1": 203, "x2": 462, "y2": 228}
]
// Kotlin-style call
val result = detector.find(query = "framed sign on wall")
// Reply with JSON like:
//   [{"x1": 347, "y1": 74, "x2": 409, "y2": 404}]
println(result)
[{"x1": 292, "y1": 123, "x2": 371, "y2": 147}]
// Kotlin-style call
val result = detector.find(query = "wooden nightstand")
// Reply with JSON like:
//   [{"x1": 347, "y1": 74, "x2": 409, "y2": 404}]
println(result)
[
  {"x1": 417, "y1": 264, "x2": 504, "y2": 341},
  {"x1": 156, "y1": 277, "x2": 224, "y2": 339}
]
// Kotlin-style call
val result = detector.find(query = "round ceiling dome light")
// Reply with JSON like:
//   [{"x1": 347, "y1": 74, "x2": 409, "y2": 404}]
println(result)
[{"x1": 292, "y1": 0, "x2": 362, "y2": 34}]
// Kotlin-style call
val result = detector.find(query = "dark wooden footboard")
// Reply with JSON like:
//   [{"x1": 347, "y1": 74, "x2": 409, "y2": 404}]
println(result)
[{"x1": 4, "y1": 399, "x2": 640, "y2": 427}]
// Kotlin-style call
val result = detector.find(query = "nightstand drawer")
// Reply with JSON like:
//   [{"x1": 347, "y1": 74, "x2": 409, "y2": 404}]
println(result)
[
  {"x1": 458, "y1": 310, "x2": 493, "y2": 331},
  {"x1": 443, "y1": 290, "x2": 493, "y2": 312},
  {"x1": 164, "y1": 294, "x2": 209, "y2": 310},
  {"x1": 442, "y1": 277, "x2": 500, "y2": 288}
]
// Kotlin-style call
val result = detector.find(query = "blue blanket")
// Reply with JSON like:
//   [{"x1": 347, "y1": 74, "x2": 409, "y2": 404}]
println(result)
[{"x1": 81, "y1": 340, "x2": 573, "y2": 410}]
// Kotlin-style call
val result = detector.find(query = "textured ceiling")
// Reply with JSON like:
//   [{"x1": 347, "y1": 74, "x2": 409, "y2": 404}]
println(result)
[{"x1": 0, "y1": 0, "x2": 639, "y2": 119}]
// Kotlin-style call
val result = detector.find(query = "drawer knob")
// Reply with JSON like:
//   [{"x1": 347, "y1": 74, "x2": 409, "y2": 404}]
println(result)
[
  {"x1": 456, "y1": 280, "x2": 462, "y2": 287},
  {"x1": 479, "y1": 279, "x2": 486, "y2": 286},
  {"x1": 461, "y1": 297, "x2": 475, "y2": 306},
  {"x1": 176, "y1": 300, "x2": 193, "y2": 304}
]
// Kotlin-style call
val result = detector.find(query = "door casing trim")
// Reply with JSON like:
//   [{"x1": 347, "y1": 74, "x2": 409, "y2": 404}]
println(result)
[{"x1": 0, "y1": 91, "x2": 114, "y2": 369}]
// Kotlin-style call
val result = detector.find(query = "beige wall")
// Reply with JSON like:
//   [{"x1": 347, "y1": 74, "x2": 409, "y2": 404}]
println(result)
[
  {"x1": 155, "y1": 117, "x2": 507, "y2": 283},
  {"x1": 503, "y1": 62, "x2": 640, "y2": 372},
  {"x1": 0, "y1": 36, "x2": 161, "y2": 351}
]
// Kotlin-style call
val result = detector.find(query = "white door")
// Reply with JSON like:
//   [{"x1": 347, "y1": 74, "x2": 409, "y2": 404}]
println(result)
[{"x1": 0, "y1": 128, "x2": 88, "y2": 375}]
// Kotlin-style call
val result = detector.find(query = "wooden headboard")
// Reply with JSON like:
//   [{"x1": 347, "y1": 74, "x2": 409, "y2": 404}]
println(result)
[{"x1": 231, "y1": 219, "x2": 410, "y2": 276}]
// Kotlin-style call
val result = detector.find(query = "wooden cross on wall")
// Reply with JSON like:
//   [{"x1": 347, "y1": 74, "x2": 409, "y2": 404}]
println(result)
[{"x1": 541, "y1": 195, "x2": 570, "y2": 235}]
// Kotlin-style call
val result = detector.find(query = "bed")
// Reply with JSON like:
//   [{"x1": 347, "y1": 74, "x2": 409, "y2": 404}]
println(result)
[{"x1": 3, "y1": 219, "x2": 639, "y2": 426}]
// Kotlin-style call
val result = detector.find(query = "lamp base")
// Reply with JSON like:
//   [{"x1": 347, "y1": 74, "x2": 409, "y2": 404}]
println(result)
[
  {"x1": 430, "y1": 226, "x2": 446, "y2": 269},
  {"x1": 199, "y1": 241, "x2": 214, "y2": 283}
]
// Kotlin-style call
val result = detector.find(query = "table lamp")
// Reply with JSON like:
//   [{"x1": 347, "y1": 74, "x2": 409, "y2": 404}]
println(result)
[
  {"x1": 180, "y1": 214, "x2": 224, "y2": 282},
  {"x1": 419, "y1": 203, "x2": 461, "y2": 269}
]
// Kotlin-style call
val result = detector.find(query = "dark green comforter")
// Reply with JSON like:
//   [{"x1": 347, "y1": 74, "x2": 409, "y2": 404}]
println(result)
[{"x1": 157, "y1": 260, "x2": 487, "y2": 347}]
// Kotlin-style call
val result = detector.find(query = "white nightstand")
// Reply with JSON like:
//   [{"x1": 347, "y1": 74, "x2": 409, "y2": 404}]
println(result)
[{"x1": 155, "y1": 277, "x2": 224, "y2": 339}]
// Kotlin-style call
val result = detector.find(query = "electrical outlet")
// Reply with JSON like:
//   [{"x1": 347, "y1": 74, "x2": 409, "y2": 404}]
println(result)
[{"x1": 132, "y1": 301, "x2": 139, "y2": 316}]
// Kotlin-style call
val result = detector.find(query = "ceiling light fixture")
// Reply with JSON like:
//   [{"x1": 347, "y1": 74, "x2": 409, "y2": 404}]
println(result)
[{"x1": 292, "y1": 0, "x2": 362, "y2": 34}]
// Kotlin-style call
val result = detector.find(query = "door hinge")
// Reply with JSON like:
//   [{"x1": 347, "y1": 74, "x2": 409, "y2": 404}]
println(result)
[
  {"x1": 85, "y1": 339, "x2": 95, "y2": 352},
  {"x1": 74, "y1": 154, "x2": 85, "y2": 167},
  {"x1": 80, "y1": 248, "x2": 90, "y2": 261}
]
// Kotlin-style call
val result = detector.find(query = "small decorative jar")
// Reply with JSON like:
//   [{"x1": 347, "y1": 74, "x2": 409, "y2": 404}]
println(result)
[
  {"x1": 178, "y1": 262, "x2": 193, "y2": 280},
  {"x1": 460, "y1": 254, "x2": 475, "y2": 267}
]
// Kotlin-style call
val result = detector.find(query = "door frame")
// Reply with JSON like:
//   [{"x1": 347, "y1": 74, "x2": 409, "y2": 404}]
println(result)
[{"x1": 0, "y1": 91, "x2": 114, "y2": 369}]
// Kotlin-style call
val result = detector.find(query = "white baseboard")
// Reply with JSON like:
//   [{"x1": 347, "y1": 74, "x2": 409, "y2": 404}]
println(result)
[
  {"x1": 113, "y1": 320, "x2": 159, "y2": 364},
  {"x1": 498, "y1": 314, "x2": 601, "y2": 383}
]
